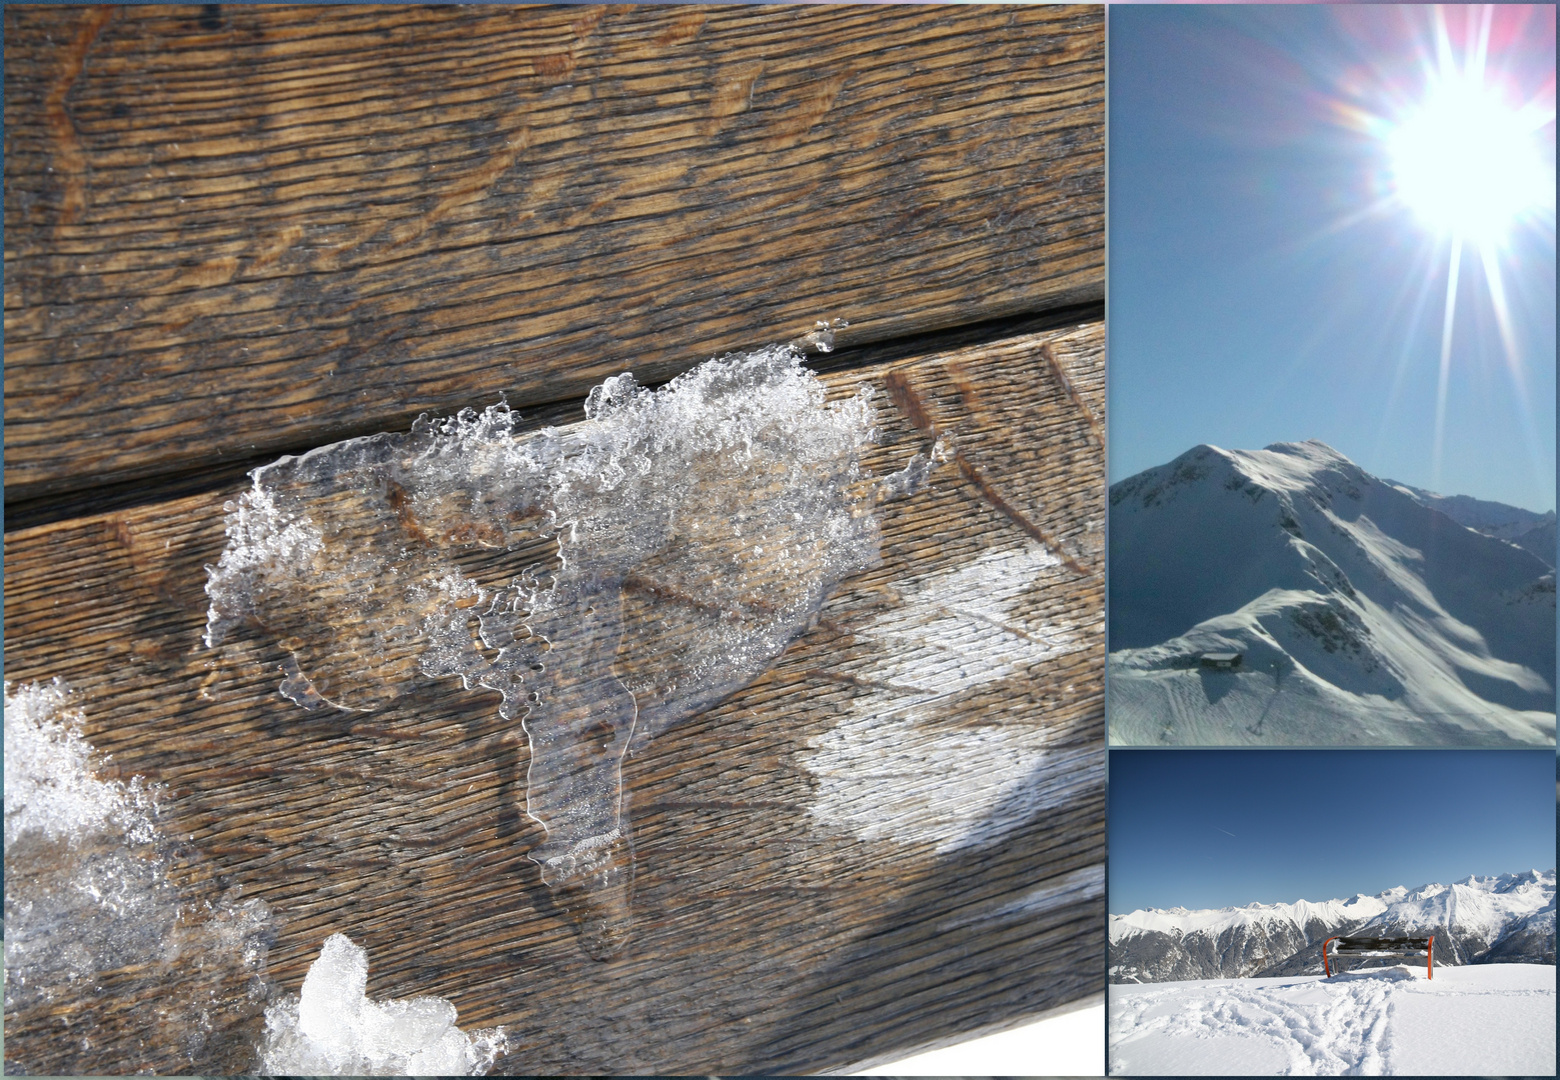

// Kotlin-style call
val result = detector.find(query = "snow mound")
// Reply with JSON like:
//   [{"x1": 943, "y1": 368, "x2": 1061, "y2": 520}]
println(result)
[
  {"x1": 257, "y1": 933, "x2": 508, "y2": 1076},
  {"x1": 4, "y1": 678, "x2": 158, "y2": 847},
  {"x1": 1331, "y1": 963, "x2": 1420, "y2": 983}
]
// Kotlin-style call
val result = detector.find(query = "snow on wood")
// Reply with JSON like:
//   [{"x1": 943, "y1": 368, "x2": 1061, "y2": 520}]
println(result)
[{"x1": 1, "y1": 324, "x2": 1104, "y2": 1075}]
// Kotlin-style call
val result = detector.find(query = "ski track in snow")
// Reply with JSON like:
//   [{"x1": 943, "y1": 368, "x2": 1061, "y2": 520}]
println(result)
[
  {"x1": 1110, "y1": 966, "x2": 1556, "y2": 1076},
  {"x1": 1156, "y1": 975, "x2": 1395, "y2": 1075}
]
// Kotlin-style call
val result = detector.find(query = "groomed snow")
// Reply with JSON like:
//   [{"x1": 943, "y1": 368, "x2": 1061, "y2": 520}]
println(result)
[{"x1": 1109, "y1": 963, "x2": 1555, "y2": 1076}]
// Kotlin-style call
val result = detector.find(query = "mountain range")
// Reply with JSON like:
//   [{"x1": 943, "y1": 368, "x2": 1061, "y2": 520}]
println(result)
[
  {"x1": 1109, "y1": 869, "x2": 1556, "y2": 983},
  {"x1": 1109, "y1": 441, "x2": 1555, "y2": 745}
]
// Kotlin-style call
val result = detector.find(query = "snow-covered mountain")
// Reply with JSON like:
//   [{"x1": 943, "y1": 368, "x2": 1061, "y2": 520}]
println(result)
[
  {"x1": 1109, "y1": 870, "x2": 1556, "y2": 983},
  {"x1": 1109, "y1": 441, "x2": 1555, "y2": 745},
  {"x1": 1511, "y1": 518, "x2": 1559, "y2": 568}
]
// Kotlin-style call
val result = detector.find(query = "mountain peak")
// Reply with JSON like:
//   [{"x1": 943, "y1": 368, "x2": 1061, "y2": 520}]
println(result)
[
  {"x1": 1110, "y1": 437, "x2": 1556, "y2": 741},
  {"x1": 1261, "y1": 438, "x2": 1346, "y2": 458}
]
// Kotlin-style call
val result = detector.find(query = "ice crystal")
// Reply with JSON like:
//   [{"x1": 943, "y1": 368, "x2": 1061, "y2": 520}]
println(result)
[{"x1": 3, "y1": 681, "x2": 275, "y2": 1075}]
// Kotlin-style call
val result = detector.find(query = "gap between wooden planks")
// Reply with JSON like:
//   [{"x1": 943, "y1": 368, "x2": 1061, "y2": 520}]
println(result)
[
  {"x1": 4, "y1": 3, "x2": 1103, "y2": 503},
  {"x1": 2, "y1": 320, "x2": 1105, "y2": 1075}
]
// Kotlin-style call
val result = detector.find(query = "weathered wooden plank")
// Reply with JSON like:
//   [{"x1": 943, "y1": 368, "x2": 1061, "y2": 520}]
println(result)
[
  {"x1": 1, "y1": 303, "x2": 1101, "y2": 533},
  {"x1": 3, "y1": 321, "x2": 1104, "y2": 1075},
  {"x1": 4, "y1": 3, "x2": 1104, "y2": 503}
]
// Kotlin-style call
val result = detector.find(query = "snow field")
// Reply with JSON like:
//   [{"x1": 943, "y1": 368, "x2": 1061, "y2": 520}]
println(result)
[{"x1": 1109, "y1": 963, "x2": 1555, "y2": 1076}]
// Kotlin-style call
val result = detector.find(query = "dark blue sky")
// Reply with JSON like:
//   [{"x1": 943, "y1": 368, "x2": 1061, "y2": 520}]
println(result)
[
  {"x1": 1109, "y1": 749, "x2": 1556, "y2": 913},
  {"x1": 1109, "y1": 5, "x2": 1555, "y2": 512}
]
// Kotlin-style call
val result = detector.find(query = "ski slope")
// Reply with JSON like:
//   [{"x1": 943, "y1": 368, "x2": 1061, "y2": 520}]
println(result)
[{"x1": 1109, "y1": 964, "x2": 1555, "y2": 1076}]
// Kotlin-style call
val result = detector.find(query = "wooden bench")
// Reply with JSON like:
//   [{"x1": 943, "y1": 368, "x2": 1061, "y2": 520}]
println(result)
[
  {"x1": 1324, "y1": 935, "x2": 1435, "y2": 979},
  {"x1": 4, "y1": 5, "x2": 1104, "y2": 1074}
]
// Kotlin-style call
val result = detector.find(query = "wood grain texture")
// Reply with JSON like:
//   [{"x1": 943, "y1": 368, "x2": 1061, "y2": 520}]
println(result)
[
  {"x1": 3, "y1": 320, "x2": 1105, "y2": 1075},
  {"x1": 4, "y1": 3, "x2": 1104, "y2": 503}
]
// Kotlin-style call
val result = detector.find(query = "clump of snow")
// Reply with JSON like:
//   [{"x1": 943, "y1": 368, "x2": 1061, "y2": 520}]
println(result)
[
  {"x1": 256, "y1": 933, "x2": 508, "y2": 1076},
  {"x1": 204, "y1": 344, "x2": 936, "y2": 952},
  {"x1": 4, "y1": 678, "x2": 157, "y2": 848},
  {"x1": 4, "y1": 681, "x2": 275, "y2": 1075}
]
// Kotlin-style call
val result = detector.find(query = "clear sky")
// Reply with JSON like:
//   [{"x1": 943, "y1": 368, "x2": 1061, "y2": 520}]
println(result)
[
  {"x1": 1109, "y1": 749, "x2": 1557, "y2": 914},
  {"x1": 1109, "y1": 5, "x2": 1556, "y2": 512}
]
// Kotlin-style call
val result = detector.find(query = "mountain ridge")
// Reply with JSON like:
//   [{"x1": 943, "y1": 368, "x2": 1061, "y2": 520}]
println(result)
[
  {"x1": 1109, "y1": 440, "x2": 1555, "y2": 745},
  {"x1": 1110, "y1": 869, "x2": 1556, "y2": 983},
  {"x1": 1385, "y1": 478, "x2": 1556, "y2": 568}
]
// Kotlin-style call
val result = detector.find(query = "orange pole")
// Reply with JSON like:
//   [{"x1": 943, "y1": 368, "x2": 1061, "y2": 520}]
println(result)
[
  {"x1": 1323, "y1": 936, "x2": 1337, "y2": 977},
  {"x1": 1427, "y1": 935, "x2": 1433, "y2": 980}
]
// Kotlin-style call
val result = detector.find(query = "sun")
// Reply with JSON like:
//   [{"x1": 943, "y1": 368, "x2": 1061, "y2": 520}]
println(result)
[
  {"x1": 1388, "y1": 75, "x2": 1550, "y2": 246},
  {"x1": 1350, "y1": 4, "x2": 1555, "y2": 489}
]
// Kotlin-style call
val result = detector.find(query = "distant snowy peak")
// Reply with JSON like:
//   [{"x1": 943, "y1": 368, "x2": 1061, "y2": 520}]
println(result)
[
  {"x1": 1109, "y1": 891, "x2": 1386, "y2": 944},
  {"x1": 1109, "y1": 871, "x2": 1556, "y2": 983},
  {"x1": 1387, "y1": 479, "x2": 1554, "y2": 537},
  {"x1": 1512, "y1": 519, "x2": 1558, "y2": 568},
  {"x1": 1113, "y1": 870, "x2": 1556, "y2": 941},
  {"x1": 1388, "y1": 479, "x2": 1556, "y2": 567}
]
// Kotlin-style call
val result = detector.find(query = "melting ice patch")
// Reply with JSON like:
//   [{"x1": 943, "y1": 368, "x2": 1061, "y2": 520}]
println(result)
[
  {"x1": 257, "y1": 933, "x2": 508, "y2": 1076},
  {"x1": 801, "y1": 542, "x2": 1097, "y2": 852},
  {"x1": 3, "y1": 681, "x2": 274, "y2": 1076},
  {"x1": 204, "y1": 343, "x2": 934, "y2": 953}
]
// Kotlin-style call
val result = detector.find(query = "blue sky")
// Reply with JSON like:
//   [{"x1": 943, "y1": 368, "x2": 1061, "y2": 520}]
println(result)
[
  {"x1": 1109, "y1": 5, "x2": 1556, "y2": 512},
  {"x1": 1109, "y1": 749, "x2": 1556, "y2": 914}
]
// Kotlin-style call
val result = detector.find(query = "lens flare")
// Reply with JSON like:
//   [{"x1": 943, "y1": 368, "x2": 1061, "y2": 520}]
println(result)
[
  {"x1": 1357, "y1": 5, "x2": 1555, "y2": 488},
  {"x1": 1388, "y1": 77, "x2": 1550, "y2": 245}
]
